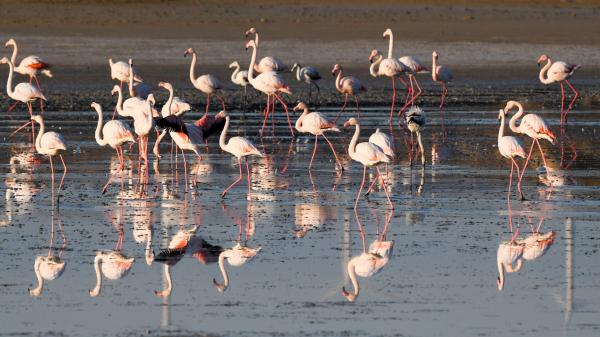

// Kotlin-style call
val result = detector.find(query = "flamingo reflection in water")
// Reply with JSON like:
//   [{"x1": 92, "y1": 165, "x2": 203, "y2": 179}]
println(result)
[
  {"x1": 89, "y1": 206, "x2": 135, "y2": 297},
  {"x1": 342, "y1": 207, "x2": 394, "y2": 302},
  {"x1": 213, "y1": 203, "x2": 261, "y2": 293},
  {"x1": 1, "y1": 151, "x2": 40, "y2": 226},
  {"x1": 29, "y1": 209, "x2": 67, "y2": 296}
]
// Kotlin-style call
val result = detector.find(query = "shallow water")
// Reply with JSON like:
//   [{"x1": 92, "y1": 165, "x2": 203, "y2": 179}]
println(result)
[{"x1": 1, "y1": 107, "x2": 599, "y2": 337}]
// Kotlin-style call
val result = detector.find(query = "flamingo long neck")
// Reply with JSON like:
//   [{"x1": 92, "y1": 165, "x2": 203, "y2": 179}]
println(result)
[
  {"x1": 189, "y1": 52, "x2": 198, "y2": 86},
  {"x1": 348, "y1": 123, "x2": 360, "y2": 159},
  {"x1": 34, "y1": 119, "x2": 45, "y2": 154},
  {"x1": 253, "y1": 32, "x2": 260, "y2": 46},
  {"x1": 145, "y1": 97, "x2": 154, "y2": 129},
  {"x1": 247, "y1": 43, "x2": 257, "y2": 82},
  {"x1": 94, "y1": 105, "x2": 107, "y2": 146},
  {"x1": 294, "y1": 65, "x2": 302, "y2": 81},
  {"x1": 369, "y1": 55, "x2": 382, "y2": 77},
  {"x1": 31, "y1": 258, "x2": 43, "y2": 296},
  {"x1": 89, "y1": 254, "x2": 103, "y2": 297},
  {"x1": 347, "y1": 260, "x2": 360, "y2": 298},
  {"x1": 128, "y1": 63, "x2": 135, "y2": 97},
  {"x1": 538, "y1": 58, "x2": 554, "y2": 84},
  {"x1": 295, "y1": 110, "x2": 308, "y2": 132},
  {"x1": 165, "y1": 87, "x2": 174, "y2": 115},
  {"x1": 334, "y1": 69, "x2": 343, "y2": 92},
  {"x1": 498, "y1": 112, "x2": 506, "y2": 145},
  {"x1": 9, "y1": 43, "x2": 18, "y2": 65},
  {"x1": 5, "y1": 59, "x2": 15, "y2": 98},
  {"x1": 386, "y1": 32, "x2": 394, "y2": 59},
  {"x1": 217, "y1": 252, "x2": 229, "y2": 289},
  {"x1": 432, "y1": 55, "x2": 438, "y2": 81},
  {"x1": 230, "y1": 64, "x2": 240, "y2": 83},
  {"x1": 115, "y1": 86, "x2": 124, "y2": 116},
  {"x1": 508, "y1": 103, "x2": 524, "y2": 134},
  {"x1": 497, "y1": 256, "x2": 505, "y2": 291},
  {"x1": 219, "y1": 116, "x2": 230, "y2": 151},
  {"x1": 157, "y1": 265, "x2": 172, "y2": 297}
]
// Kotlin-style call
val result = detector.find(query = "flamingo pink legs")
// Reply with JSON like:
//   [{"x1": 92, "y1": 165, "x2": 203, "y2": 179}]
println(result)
[
  {"x1": 355, "y1": 166, "x2": 393, "y2": 211},
  {"x1": 222, "y1": 157, "x2": 252, "y2": 198},
  {"x1": 518, "y1": 139, "x2": 550, "y2": 186},
  {"x1": 507, "y1": 157, "x2": 523, "y2": 202},
  {"x1": 205, "y1": 93, "x2": 226, "y2": 115},
  {"x1": 560, "y1": 80, "x2": 579, "y2": 125}
]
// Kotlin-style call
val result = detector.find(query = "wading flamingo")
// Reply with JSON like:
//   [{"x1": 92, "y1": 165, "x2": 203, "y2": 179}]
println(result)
[
  {"x1": 369, "y1": 49, "x2": 407, "y2": 126},
  {"x1": 344, "y1": 118, "x2": 393, "y2": 210},
  {"x1": 291, "y1": 63, "x2": 321, "y2": 105},
  {"x1": 537, "y1": 54, "x2": 580, "y2": 124},
  {"x1": 89, "y1": 251, "x2": 135, "y2": 297},
  {"x1": 431, "y1": 51, "x2": 453, "y2": 111},
  {"x1": 184, "y1": 47, "x2": 225, "y2": 114},
  {"x1": 158, "y1": 81, "x2": 191, "y2": 117},
  {"x1": 503, "y1": 101, "x2": 556, "y2": 184},
  {"x1": 398, "y1": 55, "x2": 428, "y2": 115},
  {"x1": 127, "y1": 59, "x2": 151, "y2": 99},
  {"x1": 219, "y1": 112, "x2": 265, "y2": 200},
  {"x1": 245, "y1": 27, "x2": 288, "y2": 73},
  {"x1": 332, "y1": 64, "x2": 366, "y2": 123},
  {"x1": 131, "y1": 94, "x2": 156, "y2": 164},
  {"x1": 109, "y1": 58, "x2": 143, "y2": 91},
  {"x1": 1, "y1": 57, "x2": 46, "y2": 139},
  {"x1": 405, "y1": 106, "x2": 426, "y2": 166},
  {"x1": 245, "y1": 39, "x2": 294, "y2": 137},
  {"x1": 497, "y1": 108, "x2": 526, "y2": 201},
  {"x1": 31, "y1": 115, "x2": 67, "y2": 206},
  {"x1": 229, "y1": 61, "x2": 250, "y2": 110},
  {"x1": 366, "y1": 128, "x2": 394, "y2": 193},
  {"x1": 293, "y1": 102, "x2": 343, "y2": 174}
]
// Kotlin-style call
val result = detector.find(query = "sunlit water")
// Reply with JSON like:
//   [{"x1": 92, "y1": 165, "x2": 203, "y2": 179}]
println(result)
[{"x1": 0, "y1": 107, "x2": 599, "y2": 337}]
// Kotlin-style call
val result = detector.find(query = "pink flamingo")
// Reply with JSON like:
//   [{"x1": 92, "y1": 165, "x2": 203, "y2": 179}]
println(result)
[
  {"x1": 344, "y1": 118, "x2": 393, "y2": 210},
  {"x1": 184, "y1": 47, "x2": 225, "y2": 115},
  {"x1": 31, "y1": 115, "x2": 67, "y2": 206},
  {"x1": 332, "y1": 64, "x2": 366, "y2": 123},
  {"x1": 109, "y1": 58, "x2": 143, "y2": 92},
  {"x1": 158, "y1": 82, "x2": 191, "y2": 117},
  {"x1": 497, "y1": 108, "x2": 526, "y2": 201},
  {"x1": 5, "y1": 38, "x2": 51, "y2": 112},
  {"x1": 127, "y1": 59, "x2": 151, "y2": 99},
  {"x1": 431, "y1": 51, "x2": 453, "y2": 111},
  {"x1": 397, "y1": 55, "x2": 428, "y2": 115},
  {"x1": 91, "y1": 102, "x2": 136, "y2": 193},
  {"x1": 245, "y1": 39, "x2": 295, "y2": 137},
  {"x1": 369, "y1": 49, "x2": 407, "y2": 126},
  {"x1": 293, "y1": 102, "x2": 343, "y2": 173},
  {"x1": 504, "y1": 101, "x2": 556, "y2": 184},
  {"x1": 1, "y1": 57, "x2": 46, "y2": 140},
  {"x1": 219, "y1": 112, "x2": 265, "y2": 200},
  {"x1": 245, "y1": 27, "x2": 288, "y2": 73},
  {"x1": 537, "y1": 54, "x2": 580, "y2": 124},
  {"x1": 365, "y1": 128, "x2": 394, "y2": 195}
]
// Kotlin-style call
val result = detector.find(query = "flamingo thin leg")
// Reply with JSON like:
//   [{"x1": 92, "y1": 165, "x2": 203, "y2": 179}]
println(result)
[
  {"x1": 273, "y1": 93, "x2": 294, "y2": 137},
  {"x1": 222, "y1": 158, "x2": 243, "y2": 198},
  {"x1": 321, "y1": 133, "x2": 343, "y2": 171},
  {"x1": 57, "y1": 155, "x2": 67, "y2": 204},
  {"x1": 309, "y1": 134, "x2": 318, "y2": 172},
  {"x1": 334, "y1": 94, "x2": 348, "y2": 123},
  {"x1": 354, "y1": 166, "x2": 367, "y2": 211}
]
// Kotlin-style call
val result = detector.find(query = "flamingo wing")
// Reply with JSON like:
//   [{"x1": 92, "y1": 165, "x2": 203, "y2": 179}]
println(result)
[
  {"x1": 14, "y1": 83, "x2": 46, "y2": 101},
  {"x1": 196, "y1": 74, "x2": 222, "y2": 91},
  {"x1": 229, "y1": 137, "x2": 263, "y2": 157},
  {"x1": 19, "y1": 55, "x2": 50, "y2": 70},
  {"x1": 436, "y1": 65, "x2": 453, "y2": 82},
  {"x1": 399, "y1": 56, "x2": 429, "y2": 73},
  {"x1": 40, "y1": 131, "x2": 67, "y2": 151},
  {"x1": 155, "y1": 115, "x2": 187, "y2": 134},
  {"x1": 302, "y1": 66, "x2": 321, "y2": 80}
]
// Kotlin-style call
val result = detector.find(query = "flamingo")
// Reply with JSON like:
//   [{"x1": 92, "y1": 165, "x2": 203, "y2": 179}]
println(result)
[
  {"x1": 229, "y1": 61, "x2": 249, "y2": 110},
  {"x1": 29, "y1": 255, "x2": 66, "y2": 296},
  {"x1": 158, "y1": 81, "x2": 191, "y2": 117},
  {"x1": 184, "y1": 47, "x2": 225, "y2": 115},
  {"x1": 1, "y1": 57, "x2": 46, "y2": 140},
  {"x1": 291, "y1": 63, "x2": 321, "y2": 105},
  {"x1": 109, "y1": 58, "x2": 143, "y2": 91},
  {"x1": 31, "y1": 115, "x2": 67, "y2": 206},
  {"x1": 520, "y1": 231, "x2": 556, "y2": 262},
  {"x1": 503, "y1": 101, "x2": 556, "y2": 184},
  {"x1": 245, "y1": 27, "x2": 288, "y2": 73},
  {"x1": 293, "y1": 102, "x2": 343, "y2": 175},
  {"x1": 213, "y1": 242, "x2": 261, "y2": 293},
  {"x1": 369, "y1": 50, "x2": 407, "y2": 125},
  {"x1": 431, "y1": 51, "x2": 453, "y2": 111},
  {"x1": 154, "y1": 226, "x2": 198, "y2": 297},
  {"x1": 342, "y1": 240, "x2": 393, "y2": 302},
  {"x1": 496, "y1": 232, "x2": 524, "y2": 291},
  {"x1": 366, "y1": 128, "x2": 394, "y2": 193},
  {"x1": 332, "y1": 64, "x2": 366, "y2": 123},
  {"x1": 497, "y1": 108, "x2": 527, "y2": 202},
  {"x1": 127, "y1": 59, "x2": 151, "y2": 99},
  {"x1": 397, "y1": 55, "x2": 428, "y2": 115},
  {"x1": 405, "y1": 106, "x2": 426, "y2": 166},
  {"x1": 537, "y1": 54, "x2": 580, "y2": 124},
  {"x1": 128, "y1": 94, "x2": 155, "y2": 164},
  {"x1": 219, "y1": 112, "x2": 265, "y2": 200},
  {"x1": 89, "y1": 251, "x2": 135, "y2": 297},
  {"x1": 112, "y1": 83, "x2": 144, "y2": 118},
  {"x1": 245, "y1": 39, "x2": 295, "y2": 137},
  {"x1": 344, "y1": 118, "x2": 393, "y2": 210},
  {"x1": 91, "y1": 102, "x2": 136, "y2": 193}
]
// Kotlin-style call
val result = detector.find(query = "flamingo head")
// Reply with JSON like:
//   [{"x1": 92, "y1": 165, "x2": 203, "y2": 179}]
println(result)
[
  {"x1": 502, "y1": 100, "x2": 520, "y2": 114},
  {"x1": 290, "y1": 63, "x2": 300, "y2": 72},
  {"x1": 217, "y1": 110, "x2": 228, "y2": 119},
  {"x1": 228, "y1": 61, "x2": 240, "y2": 69},
  {"x1": 498, "y1": 109, "x2": 506, "y2": 121},
  {"x1": 331, "y1": 63, "x2": 342, "y2": 76},
  {"x1": 212, "y1": 278, "x2": 227, "y2": 293},
  {"x1": 245, "y1": 27, "x2": 257, "y2": 37},
  {"x1": 110, "y1": 84, "x2": 120, "y2": 96},
  {"x1": 91, "y1": 102, "x2": 101, "y2": 111},
  {"x1": 382, "y1": 28, "x2": 392, "y2": 38},
  {"x1": 4, "y1": 38, "x2": 15, "y2": 48},
  {"x1": 128, "y1": 58, "x2": 133, "y2": 66},
  {"x1": 158, "y1": 81, "x2": 172, "y2": 91},
  {"x1": 537, "y1": 54, "x2": 548, "y2": 66},
  {"x1": 245, "y1": 40, "x2": 255, "y2": 50},
  {"x1": 432, "y1": 51, "x2": 438, "y2": 59},
  {"x1": 146, "y1": 93, "x2": 156, "y2": 106},
  {"x1": 184, "y1": 48, "x2": 195, "y2": 58},
  {"x1": 31, "y1": 115, "x2": 43, "y2": 124},
  {"x1": 343, "y1": 118, "x2": 358, "y2": 128},
  {"x1": 368, "y1": 49, "x2": 381, "y2": 63},
  {"x1": 0, "y1": 57, "x2": 9, "y2": 64},
  {"x1": 292, "y1": 101, "x2": 308, "y2": 113},
  {"x1": 341, "y1": 287, "x2": 357, "y2": 302}
]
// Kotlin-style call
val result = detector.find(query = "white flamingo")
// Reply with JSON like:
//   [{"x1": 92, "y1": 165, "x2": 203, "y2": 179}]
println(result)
[
  {"x1": 398, "y1": 55, "x2": 428, "y2": 115},
  {"x1": 497, "y1": 108, "x2": 527, "y2": 201},
  {"x1": 158, "y1": 81, "x2": 191, "y2": 117},
  {"x1": 537, "y1": 54, "x2": 580, "y2": 123},
  {"x1": 31, "y1": 115, "x2": 67, "y2": 206},
  {"x1": 366, "y1": 128, "x2": 394, "y2": 194},
  {"x1": 245, "y1": 27, "x2": 288, "y2": 73},
  {"x1": 332, "y1": 64, "x2": 366, "y2": 123},
  {"x1": 109, "y1": 58, "x2": 142, "y2": 91},
  {"x1": 127, "y1": 59, "x2": 151, "y2": 99},
  {"x1": 184, "y1": 47, "x2": 225, "y2": 114},
  {"x1": 229, "y1": 61, "x2": 249, "y2": 110}
]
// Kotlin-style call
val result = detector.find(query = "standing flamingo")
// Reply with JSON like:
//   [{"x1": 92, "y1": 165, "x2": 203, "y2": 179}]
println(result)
[
  {"x1": 504, "y1": 101, "x2": 556, "y2": 184},
  {"x1": 219, "y1": 112, "x2": 265, "y2": 200},
  {"x1": 332, "y1": 64, "x2": 366, "y2": 123},
  {"x1": 127, "y1": 59, "x2": 151, "y2": 99},
  {"x1": 158, "y1": 81, "x2": 191, "y2": 117},
  {"x1": 293, "y1": 102, "x2": 343, "y2": 173},
  {"x1": 497, "y1": 108, "x2": 526, "y2": 201},
  {"x1": 245, "y1": 39, "x2": 294, "y2": 137},
  {"x1": 405, "y1": 106, "x2": 426, "y2": 165},
  {"x1": 184, "y1": 47, "x2": 225, "y2": 115},
  {"x1": 367, "y1": 128, "x2": 394, "y2": 191},
  {"x1": 1, "y1": 57, "x2": 46, "y2": 139},
  {"x1": 537, "y1": 54, "x2": 580, "y2": 124},
  {"x1": 291, "y1": 63, "x2": 321, "y2": 105},
  {"x1": 398, "y1": 55, "x2": 428, "y2": 115},
  {"x1": 431, "y1": 51, "x2": 453, "y2": 111},
  {"x1": 229, "y1": 61, "x2": 250, "y2": 110},
  {"x1": 109, "y1": 58, "x2": 143, "y2": 91},
  {"x1": 369, "y1": 49, "x2": 407, "y2": 126},
  {"x1": 31, "y1": 115, "x2": 67, "y2": 206},
  {"x1": 245, "y1": 27, "x2": 288, "y2": 73},
  {"x1": 130, "y1": 94, "x2": 156, "y2": 164},
  {"x1": 344, "y1": 118, "x2": 393, "y2": 210}
]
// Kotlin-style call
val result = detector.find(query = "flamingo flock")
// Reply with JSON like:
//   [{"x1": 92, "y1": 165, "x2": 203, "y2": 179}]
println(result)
[{"x1": 1, "y1": 28, "x2": 582, "y2": 303}]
